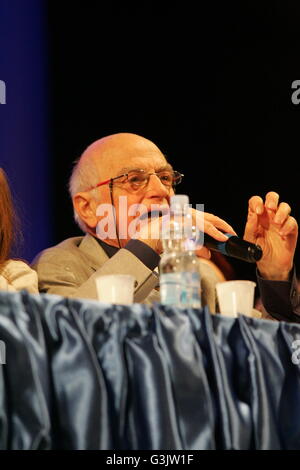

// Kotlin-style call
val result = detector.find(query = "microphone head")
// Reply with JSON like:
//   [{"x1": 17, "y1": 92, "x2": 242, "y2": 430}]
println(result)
[
  {"x1": 247, "y1": 243, "x2": 263, "y2": 262},
  {"x1": 226, "y1": 236, "x2": 263, "y2": 263}
]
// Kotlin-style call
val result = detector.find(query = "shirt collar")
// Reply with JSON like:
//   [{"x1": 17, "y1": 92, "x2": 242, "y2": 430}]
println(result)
[{"x1": 93, "y1": 237, "x2": 119, "y2": 258}]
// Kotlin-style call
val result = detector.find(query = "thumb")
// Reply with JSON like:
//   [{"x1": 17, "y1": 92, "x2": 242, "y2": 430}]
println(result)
[
  {"x1": 243, "y1": 211, "x2": 258, "y2": 243},
  {"x1": 195, "y1": 246, "x2": 211, "y2": 260}
]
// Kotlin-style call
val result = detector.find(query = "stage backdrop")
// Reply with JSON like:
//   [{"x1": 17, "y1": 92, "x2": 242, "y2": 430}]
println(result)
[
  {"x1": 1, "y1": 1, "x2": 300, "y2": 285},
  {"x1": 48, "y1": 2, "x2": 300, "y2": 284},
  {"x1": 0, "y1": 0, "x2": 53, "y2": 263}
]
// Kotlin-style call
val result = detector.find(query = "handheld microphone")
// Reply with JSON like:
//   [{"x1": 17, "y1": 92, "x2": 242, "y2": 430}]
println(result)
[{"x1": 201, "y1": 233, "x2": 263, "y2": 263}]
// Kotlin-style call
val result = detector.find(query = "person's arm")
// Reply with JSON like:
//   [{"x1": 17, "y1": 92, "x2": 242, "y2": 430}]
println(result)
[
  {"x1": 244, "y1": 191, "x2": 299, "y2": 321},
  {"x1": 135, "y1": 209, "x2": 237, "y2": 259},
  {"x1": 257, "y1": 267, "x2": 300, "y2": 322},
  {"x1": 33, "y1": 209, "x2": 240, "y2": 302},
  {"x1": 0, "y1": 260, "x2": 39, "y2": 294}
]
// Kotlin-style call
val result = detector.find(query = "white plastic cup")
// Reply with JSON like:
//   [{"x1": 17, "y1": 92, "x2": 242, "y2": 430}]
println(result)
[
  {"x1": 95, "y1": 274, "x2": 135, "y2": 305},
  {"x1": 216, "y1": 280, "x2": 256, "y2": 317}
]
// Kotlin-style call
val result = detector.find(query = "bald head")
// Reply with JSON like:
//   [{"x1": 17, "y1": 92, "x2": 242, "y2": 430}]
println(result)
[
  {"x1": 69, "y1": 133, "x2": 168, "y2": 231},
  {"x1": 70, "y1": 133, "x2": 166, "y2": 195},
  {"x1": 79, "y1": 133, "x2": 165, "y2": 181}
]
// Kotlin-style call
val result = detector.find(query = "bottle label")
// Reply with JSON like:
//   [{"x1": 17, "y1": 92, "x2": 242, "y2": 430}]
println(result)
[{"x1": 160, "y1": 272, "x2": 201, "y2": 308}]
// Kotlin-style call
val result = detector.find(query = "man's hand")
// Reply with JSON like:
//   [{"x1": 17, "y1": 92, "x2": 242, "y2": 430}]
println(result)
[
  {"x1": 135, "y1": 208, "x2": 237, "y2": 259},
  {"x1": 243, "y1": 191, "x2": 298, "y2": 281},
  {"x1": 190, "y1": 208, "x2": 236, "y2": 259}
]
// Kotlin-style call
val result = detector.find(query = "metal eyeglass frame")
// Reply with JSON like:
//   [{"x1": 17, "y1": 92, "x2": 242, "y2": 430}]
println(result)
[
  {"x1": 85, "y1": 170, "x2": 184, "y2": 192},
  {"x1": 85, "y1": 169, "x2": 184, "y2": 248}
]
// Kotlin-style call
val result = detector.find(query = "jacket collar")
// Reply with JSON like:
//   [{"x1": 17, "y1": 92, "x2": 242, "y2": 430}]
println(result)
[{"x1": 78, "y1": 233, "x2": 110, "y2": 271}]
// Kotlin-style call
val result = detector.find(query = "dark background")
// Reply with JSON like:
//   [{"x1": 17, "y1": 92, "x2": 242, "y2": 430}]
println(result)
[
  {"x1": 1, "y1": 0, "x2": 300, "y2": 285},
  {"x1": 47, "y1": 1, "x2": 300, "y2": 282}
]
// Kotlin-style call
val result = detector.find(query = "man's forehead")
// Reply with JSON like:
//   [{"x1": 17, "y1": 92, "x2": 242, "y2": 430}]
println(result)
[
  {"x1": 117, "y1": 161, "x2": 172, "y2": 174},
  {"x1": 108, "y1": 153, "x2": 170, "y2": 173}
]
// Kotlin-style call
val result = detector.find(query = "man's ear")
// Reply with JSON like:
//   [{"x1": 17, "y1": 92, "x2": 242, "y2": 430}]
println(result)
[{"x1": 73, "y1": 192, "x2": 98, "y2": 229}]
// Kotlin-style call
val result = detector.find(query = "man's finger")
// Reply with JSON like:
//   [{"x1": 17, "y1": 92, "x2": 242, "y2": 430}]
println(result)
[
  {"x1": 279, "y1": 216, "x2": 298, "y2": 237},
  {"x1": 243, "y1": 211, "x2": 258, "y2": 243},
  {"x1": 202, "y1": 223, "x2": 231, "y2": 242},
  {"x1": 265, "y1": 191, "x2": 280, "y2": 211},
  {"x1": 273, "y1": 202, "x2": 292, "y2": 225},
  {"x1": 203, "y1": 213, "x2": 237, "y2": 236},
  {"x1": 248, "y1": 195, "x2": 264, "y2": 215},
  {"x1": 195, "y1": 246, "x2": 211, "y2": 260}
]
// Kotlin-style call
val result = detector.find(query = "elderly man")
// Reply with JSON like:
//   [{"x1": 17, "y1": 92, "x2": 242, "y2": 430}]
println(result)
[{"x1": 32, "y1": 133, "x2": 299, "y2": 320}]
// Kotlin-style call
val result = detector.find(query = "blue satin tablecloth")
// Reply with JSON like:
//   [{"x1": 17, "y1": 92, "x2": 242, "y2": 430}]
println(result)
[{"x1": 0, "y1": 290, "x2": 300, "y2": 450}]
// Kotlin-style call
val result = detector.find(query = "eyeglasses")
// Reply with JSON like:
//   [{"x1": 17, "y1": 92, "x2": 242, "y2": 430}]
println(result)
[{"x1": 85, "y1": 169, "x2": 184, "y2": 192}]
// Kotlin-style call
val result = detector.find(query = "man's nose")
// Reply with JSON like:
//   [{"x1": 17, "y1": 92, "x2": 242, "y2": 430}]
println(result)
[{"x1": 147, "y1": 174, "x2": 170, "y2": 196}]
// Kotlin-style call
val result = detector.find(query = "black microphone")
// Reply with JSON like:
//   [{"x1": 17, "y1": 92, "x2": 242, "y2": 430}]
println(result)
[{"x1": 201, "y1": 233, "x2": 263, "y2": 263}]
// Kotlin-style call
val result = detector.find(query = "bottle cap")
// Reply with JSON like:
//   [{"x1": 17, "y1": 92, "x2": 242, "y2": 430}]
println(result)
[{"x1": 170, "y1": 194, "x2": 189, "y2": 212}]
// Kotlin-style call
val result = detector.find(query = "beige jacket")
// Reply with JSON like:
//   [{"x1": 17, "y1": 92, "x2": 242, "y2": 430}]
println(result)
[
  {"x1": 0, "y1": 260, "x2": 38, "y2": 294},
  {"x1": 32, "y1": 234, "x2": 220, "y2": 311}
]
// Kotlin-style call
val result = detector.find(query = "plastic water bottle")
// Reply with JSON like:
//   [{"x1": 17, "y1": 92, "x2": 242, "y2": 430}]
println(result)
[{"x1": 159, "y1": 194, "x2": 202, "y2": 308}]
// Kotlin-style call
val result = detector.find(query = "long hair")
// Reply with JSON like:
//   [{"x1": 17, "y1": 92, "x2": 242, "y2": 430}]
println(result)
[{"x1": 0, "y1": 169, "x2": 19, "y2": 267}]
